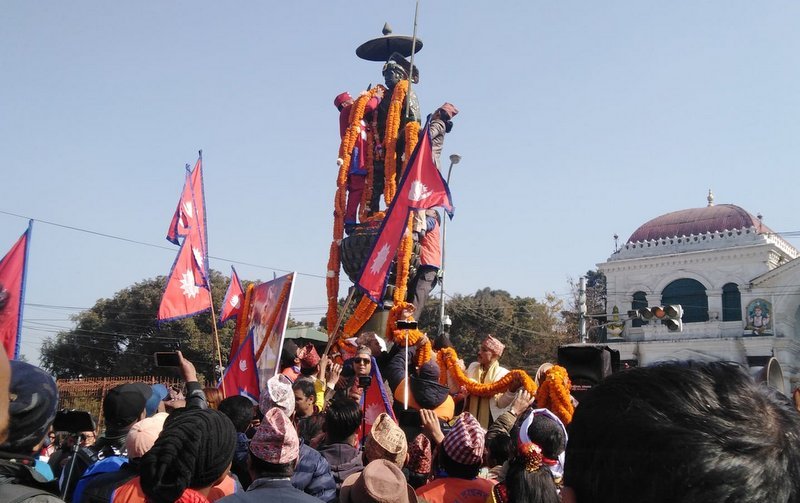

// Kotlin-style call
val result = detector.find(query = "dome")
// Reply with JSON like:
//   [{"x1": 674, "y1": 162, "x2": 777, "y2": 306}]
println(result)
[{"x1": 627, "y1": 204, "x2": 770, "y2": 243}]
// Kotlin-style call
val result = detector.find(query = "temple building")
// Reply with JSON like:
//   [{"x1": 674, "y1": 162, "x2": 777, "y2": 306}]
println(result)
[{"x1": 598, "y1": 191, "x2": 800, "y2": 392}]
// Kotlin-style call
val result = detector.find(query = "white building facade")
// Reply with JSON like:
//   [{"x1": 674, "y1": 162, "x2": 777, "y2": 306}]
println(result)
[{"x1": 598, "y1": 195, "x2": 800, "y2": 392}]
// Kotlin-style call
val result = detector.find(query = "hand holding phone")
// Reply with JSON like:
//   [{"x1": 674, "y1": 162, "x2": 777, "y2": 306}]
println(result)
[{"x1": 154, "y1": 352, "x2": 181, "y2": 367}]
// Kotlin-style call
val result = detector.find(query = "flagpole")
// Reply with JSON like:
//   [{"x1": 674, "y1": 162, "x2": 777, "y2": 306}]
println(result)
[
  {"x1": 208, "y1": 291, "x2": 227, "y2": 397},
  {"x1": 323, "y1": 288, "x2": 357, "y2": 357},
  {"x1": 404, "y1": 0, "x2": 420, "y2": 119}
]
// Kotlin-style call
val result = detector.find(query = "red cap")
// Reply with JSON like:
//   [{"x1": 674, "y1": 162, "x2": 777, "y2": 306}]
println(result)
[{"x1": 334, "y1": 92, "x2": 353, "y2": 110}]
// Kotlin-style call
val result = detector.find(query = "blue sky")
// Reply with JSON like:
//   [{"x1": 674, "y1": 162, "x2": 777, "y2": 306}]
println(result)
[{"x1": 2, "y1": 2, "x2": 800, "y2": 363}]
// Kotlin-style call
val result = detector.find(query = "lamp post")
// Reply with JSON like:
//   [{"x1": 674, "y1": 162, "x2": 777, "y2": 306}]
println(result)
[{"x1": 439, "y1": 153, "x2": 461, "y2": 335}]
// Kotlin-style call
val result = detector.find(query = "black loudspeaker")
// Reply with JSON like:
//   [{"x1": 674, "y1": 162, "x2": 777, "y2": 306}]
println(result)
[{"x1": 557, "y1": 344, "x2": 620, "y2": 401}]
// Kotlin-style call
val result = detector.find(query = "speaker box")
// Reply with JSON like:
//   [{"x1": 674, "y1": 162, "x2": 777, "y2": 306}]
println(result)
[{"x1": 557, "y1": 344, "x2": 620, "y2": 400}]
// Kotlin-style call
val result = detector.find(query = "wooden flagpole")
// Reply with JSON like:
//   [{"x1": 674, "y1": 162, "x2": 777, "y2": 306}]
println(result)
[{"x1": 323, "y1": 288, "x2": 356, "y2": 357}]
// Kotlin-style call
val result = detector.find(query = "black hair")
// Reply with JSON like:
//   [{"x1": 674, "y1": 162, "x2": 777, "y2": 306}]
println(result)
[
  {"x1": 504, "y1": 459, "x2": 560, "y2": 503},
  {"x1": 248, "y1": 452, "x2": 295, "y2": 478},
  {"x1": 324, "y1": 397, "x2": 362, "y2": 443},
  {"x1": 299, "y1": 366, "x2": 317, "y2": 377},
  {"x1": 292, "y1": 379, "x2": 316, "y2": 400},
  {"x1": 564, "y1": 360, "x2": 800, "y2": 503},
  {"x1": 438, "y1": 447, "x2": 480, "y2": 479},
  {"x1": 280, "y1": 340, "x2": 299, "y2": 370},
  {"x1": 218, "y1": 396, "x2": 255, "y2": 433},
  {"x1": 432, "y1": 332, "x2": 453, "y2": 351},
  {"x1": 509, "y1": 413, "x2": 566, "y2": 461},
  {"x1": 487, "y1": 434, "x2": 512, "y2": 467}
]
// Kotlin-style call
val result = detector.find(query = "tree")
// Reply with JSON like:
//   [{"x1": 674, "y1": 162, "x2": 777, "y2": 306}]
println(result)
[
  {"x1": 417, "y1": 288, "x2": 571, "y2": 374},
  {"x1": 562, "y1": 270, "x2": 607, "y2": 342},
  {"x1": 41, "y1": 270, "x2": 239, "y2": 382}
]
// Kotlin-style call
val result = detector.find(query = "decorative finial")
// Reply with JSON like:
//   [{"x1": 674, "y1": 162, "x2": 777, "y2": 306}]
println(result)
[
  {"x1": 382, "y1": 22, "x2": 392, "y2": 35},
  {"x1": 757, "y1": 213, "x2": 763, "y2": 221},
  {"x1": 707, "y1": 189, "x2": 714, "y2": 207},
  {"x1": 613, "y1": 233, "x2": 619, "y2": 252}
]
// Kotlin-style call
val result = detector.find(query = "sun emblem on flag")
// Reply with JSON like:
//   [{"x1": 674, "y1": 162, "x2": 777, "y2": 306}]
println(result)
[
  {"x1": 230, "y1": 295, "x2": 240, "y2": 308},
  {"x1": 179, "y1": 270, "x2": 200, "y2": 298},
  {"x1": 408, "y1": 180, "x2": 432, "y2": 202},
  {"x1": 239, "y1": 358, "x2": 248, "y2": 371},
  {"x1": 369, "y1": 244, "x2": 391, "y2": 275}
]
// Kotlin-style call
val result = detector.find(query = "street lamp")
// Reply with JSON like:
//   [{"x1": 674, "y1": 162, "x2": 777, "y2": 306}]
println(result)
[{"x1": 439, "y1": 153, "x2": 461, "y2": 335}]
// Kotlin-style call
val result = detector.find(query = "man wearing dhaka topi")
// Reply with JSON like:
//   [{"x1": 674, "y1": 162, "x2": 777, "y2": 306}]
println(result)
[{"x1": 464, "y1": 335, "x2": 515, "y2": 429}]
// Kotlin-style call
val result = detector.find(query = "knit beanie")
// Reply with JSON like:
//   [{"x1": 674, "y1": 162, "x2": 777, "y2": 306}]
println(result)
[
  {"x1": 2, "y1": 360, "x2": 58, "y2": 453},
  {"x1": 139, "y1": 408, "x2": 236, "y2": 503}
]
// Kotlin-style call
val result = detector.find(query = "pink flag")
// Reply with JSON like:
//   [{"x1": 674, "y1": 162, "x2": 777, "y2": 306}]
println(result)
[
  {"x1": 357, "y1": 121, "x2": 454, "y2": 303},
  {"x1": 158, "y1": 229, "x2": 212, "y2": 321},
  {"x1": 219, "y1": 332, "x2": 259, "y2": 402},
  {"x1": 219, "y1": 266, "x2": 244, "y2": 326},
  {"x1": 0, "y1": 222, "x2": 32, "y2": 359},
  {"x1": 166, "y1": 154, "x2": 208, "y2": 283},
  {"x1": 166, "y1": 165, "x2": 192, "y2": 245}
]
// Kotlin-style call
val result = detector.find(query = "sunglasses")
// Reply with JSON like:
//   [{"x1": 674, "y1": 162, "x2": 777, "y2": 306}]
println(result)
[{"x1": 353, "y1": 358, "x2": 371, "y2": 365}]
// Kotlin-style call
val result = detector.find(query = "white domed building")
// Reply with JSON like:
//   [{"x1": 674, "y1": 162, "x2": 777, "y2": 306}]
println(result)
[{"x1": 598, "y1": 192, "x2": 800, "y2": 391}]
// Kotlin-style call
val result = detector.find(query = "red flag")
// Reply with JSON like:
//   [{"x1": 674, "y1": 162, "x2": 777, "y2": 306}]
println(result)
[
  {"x1": 158, "y1": 230, "x2": 212, "y2": 321},
  {"x1": 357, "y1": 121, "x2": 454, "y2": 302},
  {"x1": 219, "y1": 266, "x2": 244, "y2": 326},
  {"x1": 166, "y1": 165, "x2": 192, "y2": 245},
  {"x1": 219, "y1": 331, "x2": 259, "y2": 402},
  {"x1": 0, "y1": 223, "x2": 32, "y2": 359},
  {"x1": 358, "y1": 357, "x2": 395, "y2": 443},
  {"x1": 166, "y1": 154, "x2": 208, "y2": 283}
]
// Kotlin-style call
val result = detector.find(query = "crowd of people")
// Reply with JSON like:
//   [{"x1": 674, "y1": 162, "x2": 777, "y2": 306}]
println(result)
[{"x1": 1, "y1": 328, "x2": 800, "y2": 503}]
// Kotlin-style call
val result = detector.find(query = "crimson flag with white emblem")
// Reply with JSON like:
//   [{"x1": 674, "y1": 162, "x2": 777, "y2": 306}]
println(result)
[
  {"x1": 158, "y1": 229, "x2": 212, "y2": 321},
  {"x1": 166, "y1": 154, "x2": 209, "y2": 283},
  {"x1": 219, "y1": 331, "x2": 259, "y2": 402},
  {"x1": 0, "y1": 222, "x2": 32, "y2": 359},
  {"x1": 356, "y1": 120, "x2": 454, "y2": 303},
  {"x1": 219, "y1": 266, "x2": 244, "y2": 326}
]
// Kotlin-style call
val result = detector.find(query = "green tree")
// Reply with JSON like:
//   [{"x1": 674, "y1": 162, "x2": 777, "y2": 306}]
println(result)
[
  {"x1": 41, "y1": 270, "x2": 238, "y2": 382},
  {"x1": 417, "y1": 288, "x2": 571, "y2": 374}
]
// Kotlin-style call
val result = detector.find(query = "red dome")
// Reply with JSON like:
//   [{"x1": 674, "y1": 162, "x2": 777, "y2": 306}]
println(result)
[{"x1": 627, "y1": 204, "x2": 770, "y2": 243}]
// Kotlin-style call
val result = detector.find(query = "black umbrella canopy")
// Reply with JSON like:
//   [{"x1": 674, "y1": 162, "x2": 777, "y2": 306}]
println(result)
[{"x1": 356, "y1": 22, "x2": 423, "y2": 62}]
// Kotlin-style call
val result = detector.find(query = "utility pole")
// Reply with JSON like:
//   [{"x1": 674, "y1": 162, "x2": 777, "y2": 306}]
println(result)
[{"x1": 579, "y1": 276, "x2": 587, "y2": 343}]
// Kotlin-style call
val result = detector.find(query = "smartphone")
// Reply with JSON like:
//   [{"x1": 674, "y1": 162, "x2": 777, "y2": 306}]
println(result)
[
  {"x1": 396, "y1": 320, "x2": 418, "y2": 330},
  {"x1": 154, "y1": 352, "x2": 181, "y2": 367},
  {"x1": 358, "y1": 375, "x2": 372, "y2": 389}
]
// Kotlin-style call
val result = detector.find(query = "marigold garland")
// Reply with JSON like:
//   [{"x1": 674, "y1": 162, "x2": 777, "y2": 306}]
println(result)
[
  {"x1": 392, "y1": 214, "x2": 415, "y2": 304},
  {"x1": 359, "y1": 108, "x2": 379, "y2": 221},
  {"x1": 326, "y1": 87, "x2": 383, "y2": 334},
  {"x1": 342, "y1": 295, "x2": 378, "y2": 337},
  {"x1": 253, "y1": 280, "x2": 292, "y2": 361},
  {"x1": 403, "y1": 121, "x2": 420, "y2": 164},
  {"x1": 437, "y1": 347, "x2": 539, "y2": 399},
  {"x1": 383, "y1": 80, "x2": 409, "y2": 204},
  {"x1": 231, "y1": 283, "x2": 255, "y2": 356},
  {"x1": 535, "y1": 365, "x2": 574, "y2": 425}
]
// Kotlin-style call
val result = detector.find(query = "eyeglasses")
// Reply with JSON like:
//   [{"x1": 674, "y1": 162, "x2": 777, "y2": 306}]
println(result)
[{"x1": 353, "y1": 358, "x2": 371, "y2": 365}]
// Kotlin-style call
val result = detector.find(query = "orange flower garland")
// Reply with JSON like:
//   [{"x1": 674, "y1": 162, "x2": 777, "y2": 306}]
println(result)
[
  {"x1": 231, "y1": 283, "x2": 255, "y2": 355},
  {"x1": 392, "y1": 214, "x2": 415, "y2": 304},
  {"x1": 403, "y1": 121, "x2": 420, "y2": 163},
  {"x1": 437, "y1": 347, "x2": 539, "y2": 399},
  {"x1": 343, "y1": 295, "x2": 378, "y2": 337},
  {"x1": 534, "y1": 365, "x2": 574, "y2": 425},
  {"x1": 327, "y1": 88, "x2": 383, "y2": 334},
  {"x1": 383, "y1": 80, "x2": 409, "y2": 204}
]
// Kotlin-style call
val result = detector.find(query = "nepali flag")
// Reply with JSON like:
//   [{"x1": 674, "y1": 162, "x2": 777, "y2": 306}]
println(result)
[
  {"x1": 218, "y1": 266, "x2": 244, "y2": 326},
  {"x1": 219, "y1": 331, "x2": 259, "y2": 402},
  {"x1": 0, "y1": 222, "x2": 32, "y2": 359},
  {"x1": 358, "y1": 356, "x2": 395, "y2": 444},
  {"x1": 158, "y1": 227, "x2": 212, "y2": 322},
  {"x1": 356, "y1": 119, "x2": 454, "y2": 303},
  {"x1": 166, "y1": 153, "x2": 209, "y2": 283}
]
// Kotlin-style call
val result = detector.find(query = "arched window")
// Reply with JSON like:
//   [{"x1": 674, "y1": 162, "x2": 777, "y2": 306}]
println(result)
[
  {"x1": 662, "y1": 278, "x2": 708, "y2": 323},
  {"x1": 631, "y1": 291, "x2": 648, "y2": 328},
  {"x1": 722, "y1": 283, "x2": 742, "y2": 322}
]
